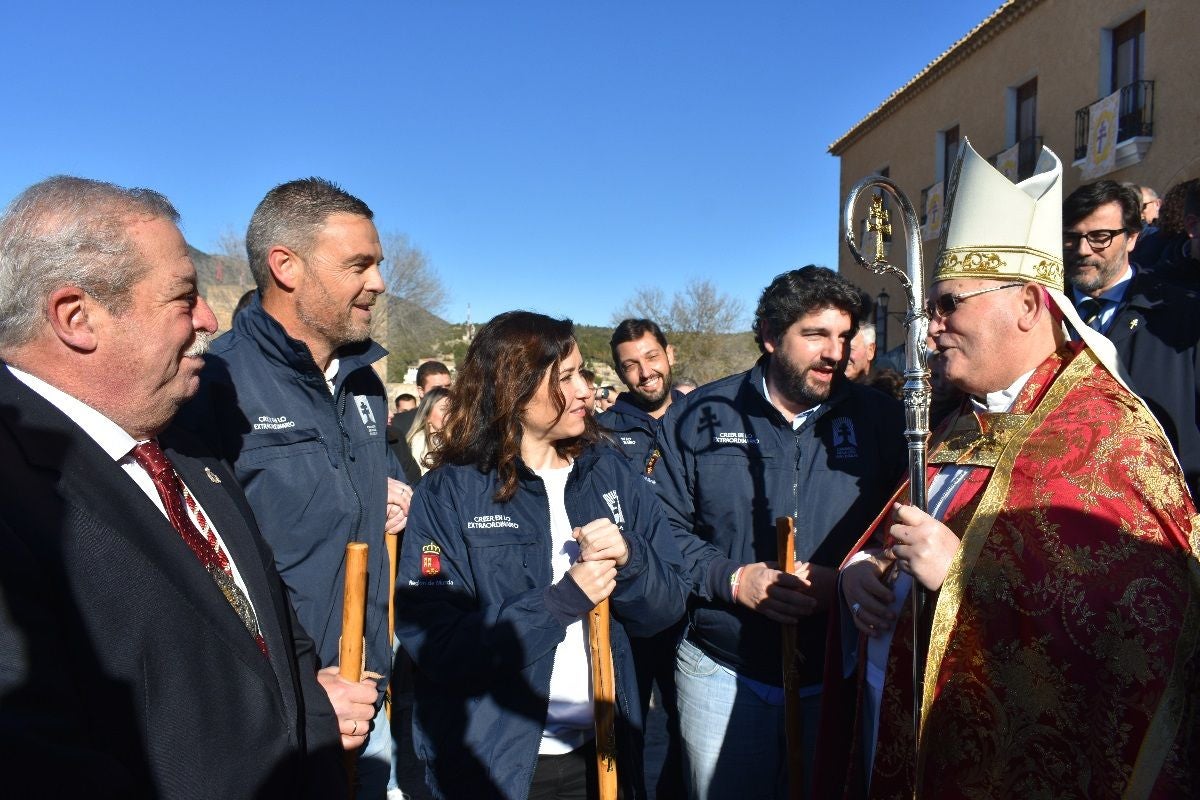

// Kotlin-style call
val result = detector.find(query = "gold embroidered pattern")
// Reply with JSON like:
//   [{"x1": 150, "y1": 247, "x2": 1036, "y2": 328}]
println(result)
[
  {"x1": 936, "y1": 250, "x2": 1006, "y2": 274},
  {"x1": 907, "y1": 347, "x2": 1200, "y2": 798},
  {"x1": 932, "y1": 411, "x2": 1034, "y2": 467},
  {"x1": 935, "y1": 245, "x2": 1064, "y2": 289},
  {"x1": 1032, "y1": 258, "x2": 1064, "y2": 285}
]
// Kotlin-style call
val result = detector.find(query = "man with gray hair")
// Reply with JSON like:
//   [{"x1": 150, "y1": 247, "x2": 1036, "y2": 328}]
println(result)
[
  {"x1": 0, "y1": 176, "x2": 343, "y2": 796},
  {"x1": 178, "y1": 178, "x2": 410, "y2": 798}
]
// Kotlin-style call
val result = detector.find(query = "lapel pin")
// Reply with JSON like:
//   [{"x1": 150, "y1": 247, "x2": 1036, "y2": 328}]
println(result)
[
  {"x1": 1129, "y1": 318, "x2": 1139, "y2": 330},
  {"x1": 204, "y1": 467, "x2": 222, "y2": 484}
]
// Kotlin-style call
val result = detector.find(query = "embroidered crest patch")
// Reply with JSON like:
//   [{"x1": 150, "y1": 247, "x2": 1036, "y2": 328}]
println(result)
[{"x1": 421, "y1": 542, "x2": 442, "y2": 577}]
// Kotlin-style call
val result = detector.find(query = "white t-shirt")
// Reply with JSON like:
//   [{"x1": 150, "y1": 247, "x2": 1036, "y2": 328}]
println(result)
[{"x1": 533, "y1": 461, "x2": 595, "y2": 754}]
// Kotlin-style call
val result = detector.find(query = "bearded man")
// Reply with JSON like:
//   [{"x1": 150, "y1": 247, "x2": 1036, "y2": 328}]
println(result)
[
  {"x1": 600, "y1": 318, "x2": 682, "y2": 477},
  {"x1": 597, "y1": 317, "x2": 688, "y2": 795},
  {"x1": 655, "y1": 265, "x2": 906, "y2": 799},
  {"x1": 177, "y1": 178, "x2": 410, "y2": 798}
]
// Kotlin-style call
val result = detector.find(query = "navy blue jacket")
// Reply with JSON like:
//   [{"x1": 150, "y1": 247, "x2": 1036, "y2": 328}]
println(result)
[
  {"x1": 597, "y1": 389, "x2": 684, "y2": 478},
  {"x1": 177, "y1": 295, "x2": 402, "y2": 691},
  {"x1": 1102, "y1": 267, "x2": 1200, "y2": 497},
  {"x1": 655, "y1": 357, "x2": 905, "y2": 686},
  {"x1": 395, "y1": 446, "x2": 688, "y2": 800}
]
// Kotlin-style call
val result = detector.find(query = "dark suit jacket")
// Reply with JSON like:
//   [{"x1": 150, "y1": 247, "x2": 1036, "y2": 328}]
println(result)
[
  {"x1": 387, "y1": 408, "x2": 422, "y2": 484},
  {"x1": 1105, "y1": 268, "x2": 1200, "y2": 497},
  {"x1": 0, "y1": 367, "x2": 343, "y2": 798}
]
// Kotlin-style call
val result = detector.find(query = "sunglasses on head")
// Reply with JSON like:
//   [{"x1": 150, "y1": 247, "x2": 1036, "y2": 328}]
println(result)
[{"x1": 924, "y1": 282, "x2": 1025, "y2": 318}]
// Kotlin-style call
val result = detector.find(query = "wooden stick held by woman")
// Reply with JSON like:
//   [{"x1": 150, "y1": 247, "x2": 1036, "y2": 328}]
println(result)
[
  {"x1": 589, "y1": 598, "x2": 618, "y2": 800},
  {"x1": 385, "y1": 530, "x2": 399, "y2": 722}
]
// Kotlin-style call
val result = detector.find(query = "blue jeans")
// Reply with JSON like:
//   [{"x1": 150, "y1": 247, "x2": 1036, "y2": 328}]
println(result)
[
  {"x1": 357, "y1": 699, "x2": 394, "y2": 800},
  {"x1": 675, "y1": 638, "x2": 819, "y2": 800}
]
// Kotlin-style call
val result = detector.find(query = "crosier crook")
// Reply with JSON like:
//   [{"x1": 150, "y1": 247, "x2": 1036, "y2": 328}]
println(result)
[{"x1": 843, "y1": 177, "x2": 933, "y2": 744}]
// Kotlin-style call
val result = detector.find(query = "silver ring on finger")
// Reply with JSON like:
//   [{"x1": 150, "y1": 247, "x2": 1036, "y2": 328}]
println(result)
[
  {"x1": 851, "y1": 602, "x2": 862, "y2": 617},
  {"x1": 351, "y1": 719, "x2": 359, "y2": 735}
]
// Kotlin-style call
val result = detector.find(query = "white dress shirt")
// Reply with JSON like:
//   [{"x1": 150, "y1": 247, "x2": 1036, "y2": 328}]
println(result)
[{"x1": 7, "y1": 364, "x2": 256, "y2": 610}]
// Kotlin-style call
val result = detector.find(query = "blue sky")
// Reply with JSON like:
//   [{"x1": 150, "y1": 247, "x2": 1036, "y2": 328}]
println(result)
[{"x1": 1, "y1": 1, "x2": 1001, "y2": 327}]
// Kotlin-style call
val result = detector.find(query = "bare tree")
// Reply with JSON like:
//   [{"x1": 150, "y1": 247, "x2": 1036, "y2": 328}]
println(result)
[
  {"x1": 613, "y1": 278, "x2": 756, "y2": 383},
  {"x1": 374, "y1": 233, "x2": 453, "y2": 380},
  {"x1": 214, "y1": 227, "x2": 254, "y2": 286},
  {"x1": 615, "y1": 285, "x2": 670, "y2": 326},
  {"x1": 380, "y1": 232, "x2": 448, "y2": 315}
]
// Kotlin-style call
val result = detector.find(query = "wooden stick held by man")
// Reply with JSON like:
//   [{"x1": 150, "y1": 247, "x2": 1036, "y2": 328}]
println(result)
[{"x1": 776, "y1": 516, "x2": 803, "y2": 800}]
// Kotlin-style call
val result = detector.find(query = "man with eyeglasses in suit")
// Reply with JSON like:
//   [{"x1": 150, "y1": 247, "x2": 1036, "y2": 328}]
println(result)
[{"x1": 1063, "y1": 179, "x2": 1200, "y2": 497}]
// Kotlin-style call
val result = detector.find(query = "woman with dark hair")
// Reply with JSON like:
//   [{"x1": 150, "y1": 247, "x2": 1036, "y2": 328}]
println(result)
[{"x1": 396, "y1": 311, "x2": 687, "y2": 800}]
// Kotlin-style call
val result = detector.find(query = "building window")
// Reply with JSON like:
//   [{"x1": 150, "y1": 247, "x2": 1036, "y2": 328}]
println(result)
[
  {"x1": 1074, "y1": 12, "x2": 1154, "y2": 161},
  {"x1": 1112, "y1": 12, "x2": 1151, "y2": 143},
  {"x1": 939, "y1": 125, "x2": 960, "y2": 182},
  {"x1": 1015, "y1": 78, "x2": 1038, "y2": 179},
  {"x1": 1111, "y1": 13, "x2": 1144, "y2": 93}
]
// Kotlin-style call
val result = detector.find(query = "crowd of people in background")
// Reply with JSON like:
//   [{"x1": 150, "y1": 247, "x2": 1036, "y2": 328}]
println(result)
[{"x1": 1, "y1": 141, "x2": 1198, "y2": 800}]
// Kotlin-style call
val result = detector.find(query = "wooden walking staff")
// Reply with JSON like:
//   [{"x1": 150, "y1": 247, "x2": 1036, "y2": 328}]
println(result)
[
  {"x1": 776, "y1": 516, "x2": 803, "y2": 800},
  {"x1": 339, "y1": 542, "x2": 370, "y2": 796},
  {"x1": 385, "y1": 530, "x2": 399, "y2": 722},
  {"x1": 843, "y1": 181, "x2": 932, "y2": 741},
  {"x1": 589, "y1": 598, "x2": 618, "y2": 800}
]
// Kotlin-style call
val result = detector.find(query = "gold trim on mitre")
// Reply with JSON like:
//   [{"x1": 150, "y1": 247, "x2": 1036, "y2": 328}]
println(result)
[{"x1": 934, "y1": 137, "x2": 1064, "y2": 289}]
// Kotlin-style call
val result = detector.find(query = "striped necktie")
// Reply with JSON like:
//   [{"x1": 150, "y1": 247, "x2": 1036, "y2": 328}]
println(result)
[
  {"x1": 1077, "y1": 297, "x2": 1105, "y2": 331},
  {"x1": 132, "y1": 440, "x2": 268, "y2": 657}
]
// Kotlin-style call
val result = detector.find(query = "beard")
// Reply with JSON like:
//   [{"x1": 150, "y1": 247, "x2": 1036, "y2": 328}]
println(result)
[
  {"x1": 296, "y1": 280, "x2": 376, "y2": 348},
  {"x1": 628, "y1": 369, "x2": 672, "y2": 412},
  {"x1": 773, "y1": 353, "x2": 840, "y2": 409},
  {"x1": 1066, "y1": 254, "x2": 1123, "y2": 295}
]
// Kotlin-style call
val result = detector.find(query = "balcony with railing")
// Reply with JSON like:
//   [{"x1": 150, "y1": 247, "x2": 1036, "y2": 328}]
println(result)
[{"x1": 1074, "y1": 79, "x2": 1154, "y2": 164}]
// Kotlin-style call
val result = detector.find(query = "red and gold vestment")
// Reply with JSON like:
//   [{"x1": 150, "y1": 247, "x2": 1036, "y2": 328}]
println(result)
[{"x1": 820, "y1": 347, "x2": 1200, "y2": 800}]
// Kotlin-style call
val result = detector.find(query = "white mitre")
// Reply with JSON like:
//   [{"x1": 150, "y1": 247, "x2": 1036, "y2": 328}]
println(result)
[{"x1": 934, "y1": 138, "x2": 1130, "y2": 387}]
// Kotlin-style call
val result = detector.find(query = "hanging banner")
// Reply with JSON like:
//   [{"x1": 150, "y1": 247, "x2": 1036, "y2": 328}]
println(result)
[
  {"x1": 1082, "y1": 90, "x2": 1121, "y2": 179},
  {"x1": 995, "y1": 143, "x2": 1020, "y2": 181},
  {"x1": 923, "y1": 181, "x2": 944, "y2": 241}
]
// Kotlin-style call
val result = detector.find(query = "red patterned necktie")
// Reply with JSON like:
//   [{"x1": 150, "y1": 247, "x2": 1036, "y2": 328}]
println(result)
[{"x1": 131, "y1": 441, "x2": 268, "y2": 657}]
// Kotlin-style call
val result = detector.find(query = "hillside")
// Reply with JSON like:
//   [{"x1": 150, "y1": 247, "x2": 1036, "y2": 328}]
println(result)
[{"x1": 190, "y1": 243, "x2": 756, "y2": 386}]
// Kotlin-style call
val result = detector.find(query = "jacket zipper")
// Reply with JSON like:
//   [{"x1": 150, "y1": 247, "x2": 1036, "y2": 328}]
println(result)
[
  {"x1": 333, "y1": 384, "x2": 365, "y2": 543},
  {"x1": 524, "y1": 479, "x2": 558, "y2": 796}
]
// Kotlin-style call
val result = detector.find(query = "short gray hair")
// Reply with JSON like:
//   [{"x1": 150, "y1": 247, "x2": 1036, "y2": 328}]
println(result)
[
  {"x1": 858, "y1": 324, "x2": 876, "y2": 345},
  {"x1": 0, "y1": 176, "x2": 179, "y2": 353},
  {"x1": 245, "y1": 177, "x2": 373, "y2": 290}
]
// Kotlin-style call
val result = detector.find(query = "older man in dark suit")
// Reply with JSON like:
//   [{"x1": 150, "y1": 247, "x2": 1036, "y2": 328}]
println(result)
[{"x1": 0, "y1": 177, "x2": 345, "y2": 798}]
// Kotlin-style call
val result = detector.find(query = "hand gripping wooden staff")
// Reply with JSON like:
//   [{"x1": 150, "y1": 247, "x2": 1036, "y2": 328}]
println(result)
[
  {"x1": 589, "y1": 597, "x2": 618, "y2": 800},
  {"x1": 776, "y1": 516, "x2": 803, "y2": 799},
  {"x1": 339, "y1": 542, "x2": 369, "y2": 797}
]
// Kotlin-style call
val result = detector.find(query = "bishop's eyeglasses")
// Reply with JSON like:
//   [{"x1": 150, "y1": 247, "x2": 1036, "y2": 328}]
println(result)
[{"x1": 924, "y1": 282, "x2": 1025, "y2": 319}]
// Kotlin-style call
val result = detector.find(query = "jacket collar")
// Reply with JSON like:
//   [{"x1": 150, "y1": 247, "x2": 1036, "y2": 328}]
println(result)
[
  {"x1": 235, "y1": 292, "x2": 388, "y2": 384},
  {"x1": 609, "y1": 389, "x2": 683, "y2": 423},
  {"x1": 748, "y1": 354, "x2": 849, "y2": 428},
  {"x1": 0, "y1": 367, "x2": 283, "y2": 691},
  {"x1": 515, "y1": 445, "x2": 602, "y2": 494},
  {"x1": 1120, "y1": 265, "x2": 1169, "y2": 312}
]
